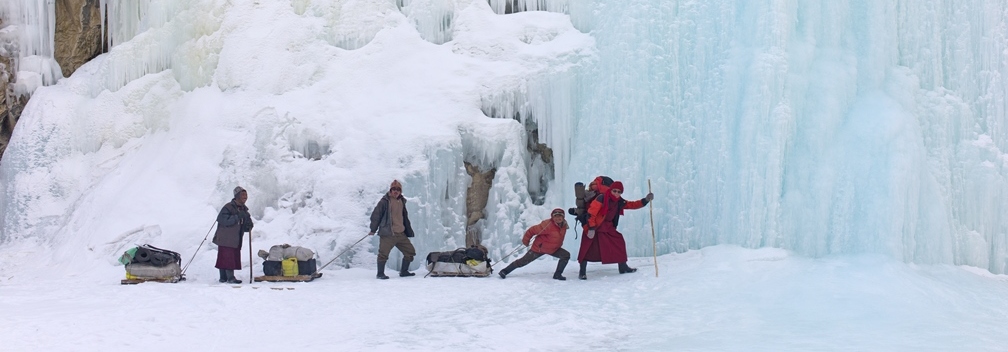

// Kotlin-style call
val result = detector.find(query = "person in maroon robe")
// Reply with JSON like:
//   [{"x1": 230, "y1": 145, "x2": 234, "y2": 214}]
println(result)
[
  {"x1": 577, "y1": 181, "x2": 653, "y2": 280},
  {"x1": 213, "y1": 186, "x2": 253, "y2": 284}
]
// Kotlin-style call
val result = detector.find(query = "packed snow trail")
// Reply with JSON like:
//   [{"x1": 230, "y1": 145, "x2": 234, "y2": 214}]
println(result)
[{"x1": 2, "y1": 246, "x2": 1007, "y2": 351}]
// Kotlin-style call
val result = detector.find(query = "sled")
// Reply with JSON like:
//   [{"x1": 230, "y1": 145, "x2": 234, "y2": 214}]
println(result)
[
  {"x1": 426, "y1": 261, "x2": 492, "y2": 277},
  {"x1": 253, "y1": 272, "x2": 323, "y2": 282},
  {"x1": 425, "y1": 247, "x2": 493, "y2": 277},
  {"x1": 120, "y1": 276, "x2": 182, "y2": 285}
]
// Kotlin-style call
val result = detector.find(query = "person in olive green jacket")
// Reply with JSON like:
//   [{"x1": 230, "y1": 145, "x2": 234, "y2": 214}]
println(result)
[{"x1": 368, "y1": 180, "x2": 417, "y2": 279}]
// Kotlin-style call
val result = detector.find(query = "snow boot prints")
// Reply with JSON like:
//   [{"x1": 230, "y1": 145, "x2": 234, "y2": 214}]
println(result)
[
  {"x1": 399, "y1": 260, "x2": 415, "y2": 277},
  {"x1": 377, "y1": 261, "x2": 389, "y2": 280}
]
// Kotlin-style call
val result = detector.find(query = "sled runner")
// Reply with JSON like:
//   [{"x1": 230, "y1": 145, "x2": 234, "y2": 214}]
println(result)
[
  {"x1": 121, "y1": 276, "x2": 182, "y2": 285},
  {"x1": 253, "y1": 272, "x2": 322, "y2": 282}
]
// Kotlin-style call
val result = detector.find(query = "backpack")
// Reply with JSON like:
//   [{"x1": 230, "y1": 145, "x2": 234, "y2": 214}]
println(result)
[{"x1": 571, "y1": 176, "x2": 613, "y2": 227}]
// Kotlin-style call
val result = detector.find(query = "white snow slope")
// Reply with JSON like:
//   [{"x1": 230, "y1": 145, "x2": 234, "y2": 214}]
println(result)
[{"x1": 1, "y1": 0, "x2": 1008, "y2": 350}]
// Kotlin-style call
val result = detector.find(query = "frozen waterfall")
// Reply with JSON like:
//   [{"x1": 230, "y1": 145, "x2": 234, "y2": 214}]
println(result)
[
  {"x1": 0, "y1": 0, "x2": 1006, "y2": 275},
  {"x1": 564, "y1": 0, "x2": 1008, "y2": 273}
]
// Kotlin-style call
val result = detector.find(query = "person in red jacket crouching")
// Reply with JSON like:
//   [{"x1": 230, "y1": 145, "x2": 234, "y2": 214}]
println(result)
[{"x1": 499, "y1": 208, "x2": 571, "y2": 280}]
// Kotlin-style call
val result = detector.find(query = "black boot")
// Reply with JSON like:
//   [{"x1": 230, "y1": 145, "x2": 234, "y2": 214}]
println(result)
[
  {"x1": 218, "y1": 269, "x2": 227, "y2": 283},
  {"x1": 498, "y1": 265, "x2": 514, "y2": 279},
  {"x1": 578, "y1": 261, "x2": 587, "y2": 280},
  {"x1": 399, "y1": 260, "x2": 415, "y2": 277},
  {"x1": 226, "y1": 270, "x2": 242, "y2": 284},
  {"x1": 618, "y1": 262, "x2": 637, "y2": 274},
  {"x1": 553, "y1": 259, "x2": 568, "y2": 280},
  {"x1": 376, "y1": 261, "x2": 389, "y2": 280}
]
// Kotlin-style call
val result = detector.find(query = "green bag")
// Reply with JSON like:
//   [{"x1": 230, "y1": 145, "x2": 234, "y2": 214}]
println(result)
[{"x1": 118, "y1": 247, "x2": 138, "y2": 266}]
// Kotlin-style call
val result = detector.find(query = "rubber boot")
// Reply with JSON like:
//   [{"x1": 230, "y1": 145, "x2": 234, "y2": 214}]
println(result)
[
  {"x1": 618, "y1": 262, "x2": 637, "y2": 274},
  {"x1": 553, "y1": 258, "x2": 568, "y2": 281},
  {"x1": 399, "y1": 260, "x2": 416, "y2": 277},
  {"x1": 218, "y1": 269, "x2": 227, "y2": 283},
  {"x1": 578, "y1": 261, "x2": 587, "y2": 280},
  {"x1": 376, "y1": 261, "x2": 389, "y2": 280},
  {"x1": 226, "y1": 270, "x2": 242, "y2": 284}
]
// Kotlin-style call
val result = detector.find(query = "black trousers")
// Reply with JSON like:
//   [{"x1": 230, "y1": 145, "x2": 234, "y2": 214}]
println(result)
[{"x1": 507, "y1": 248, "x2": 570, "y2": 270}]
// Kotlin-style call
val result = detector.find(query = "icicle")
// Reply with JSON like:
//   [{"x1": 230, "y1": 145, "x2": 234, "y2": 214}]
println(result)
[
  {"x1": 487, "y1": 0, "x2": 569, "y2": 14},
  {"x1": 0, "y1": 0, "x2": 64, "y2": 89},
  {"x1": 398, "y1": 0, "x2": 460, "y2": 44}
]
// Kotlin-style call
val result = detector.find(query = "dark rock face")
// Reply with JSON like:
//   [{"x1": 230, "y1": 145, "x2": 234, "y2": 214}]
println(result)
[
  {"x1": 54, "y1": 0, "x2": 103, "y2": 78},
  {"x1": 1, "y1": 16, "x2": 21, "y2": 160},
  {"x1": 1, "y1": 0, "x2": 104, "y2": 160},
  {"x1": 465, "y1": 162, "x2": 496, "y2": 246}
]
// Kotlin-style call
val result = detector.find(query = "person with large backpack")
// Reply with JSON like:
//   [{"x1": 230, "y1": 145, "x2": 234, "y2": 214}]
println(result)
[
  {"x1": 577, "y1": 180, "x2": 654, "y2": 280},
  {"x1": 368, "y1": 180, "x2": 417, "y2": 279},
  {"x1": 213, "y1": 186, "x2": 253, "y2": 284},
  {"x1": 498, "y1": 208, "x2": 571, "y2": 280},
  {"x1": 569, "y1": 176, "x2": 613, "y2": 227}
]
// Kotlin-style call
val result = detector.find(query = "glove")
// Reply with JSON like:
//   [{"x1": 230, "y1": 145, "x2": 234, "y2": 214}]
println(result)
[
  {"x1": 645, "y1": 193, "x2": 654, "y2": 201},
  {"x1": 241, "y1": 211, "x2": 254, "y2": 231},
  {"x1": 587, "y1": 228, "x2": 596, "y2": 239}
]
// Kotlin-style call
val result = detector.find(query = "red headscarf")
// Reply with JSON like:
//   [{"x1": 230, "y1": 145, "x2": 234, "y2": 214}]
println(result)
[{"x1": 599, "y1": 181, "x2": 625, "y2": 217}]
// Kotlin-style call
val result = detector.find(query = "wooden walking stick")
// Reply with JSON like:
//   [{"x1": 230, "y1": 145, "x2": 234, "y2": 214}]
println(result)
[
  {"x1": 648, "y1": 179, "x2": 658, "y2": 277},
  {"x1": 248, "y1": 230, "x2": 253, "y2": 282}
]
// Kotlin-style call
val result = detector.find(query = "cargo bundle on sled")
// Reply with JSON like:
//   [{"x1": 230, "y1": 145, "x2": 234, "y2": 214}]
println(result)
[
  {"x1": 119, "y1": 245, "x2": 184, "y2": 284},
  {"x1": 425, "y1": 245, "x2": 493, "y2": 277},
  {"x1": 254, "y1": 244, "x2": 322, "y2": 282}
]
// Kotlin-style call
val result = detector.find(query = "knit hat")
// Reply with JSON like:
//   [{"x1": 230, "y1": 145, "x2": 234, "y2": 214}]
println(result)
[
  {"x1": 233, "y1": 186, "x2": 247, "y2": 197},
  {"x1": 610, "y1": 181, "x2": 624, "y2": 192},
  {"x1": 551, "y1": 208, "x2": 565, "y2": 217},
  {"x1": 390, "y1": 180, "x2": 403, "y2": 190}
]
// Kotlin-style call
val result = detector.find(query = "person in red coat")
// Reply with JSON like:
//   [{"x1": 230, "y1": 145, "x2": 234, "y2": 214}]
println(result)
[
  {"x1": 499, "y1": 208, "x2": 571, "y2": 280},
  {"x1": 577, "y1": 181, "x2": 653, "y2": 280}
]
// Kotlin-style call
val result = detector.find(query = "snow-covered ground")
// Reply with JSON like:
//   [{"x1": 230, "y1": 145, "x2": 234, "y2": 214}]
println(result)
[
  {"x1": 2, "y1": 246, "x2": 1007, "y2": 351},
  {"x1": 1, "y1": 1, "x2": 1007, "y2": 350}
]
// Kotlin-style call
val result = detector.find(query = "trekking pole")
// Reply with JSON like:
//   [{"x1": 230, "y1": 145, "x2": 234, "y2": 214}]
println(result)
[
  {"x1": 317, "y1": 233, "x2": 371, "y2": 272},
  {"x1": 180, "y1": 220, "x2": 218, "y2": 277},
  {"x1": 248, "y1": 229, "x2": 254, "y2": 282},
  {"x1": 648, "y1": 179, "x2": 658, "y2": 277}
]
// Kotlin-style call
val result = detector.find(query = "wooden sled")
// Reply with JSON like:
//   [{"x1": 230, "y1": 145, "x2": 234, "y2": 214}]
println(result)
[
  {"x1": 253, "y1": 272, "x2": 323, "y2": 282},
  {"x1": 427, "y1": 271, "x2": 491, "y2": 278},
  {"x1": 121, "y1": 276, "x2": 182, "y2": 285}
]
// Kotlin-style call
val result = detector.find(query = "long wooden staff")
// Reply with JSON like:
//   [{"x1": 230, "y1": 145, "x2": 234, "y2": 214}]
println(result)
[
  {"x1": 648, "y1": 179, "x2": 658, "y2": 277},
  {"x1": 248, "y1": 230, "x2": 253, "y2": 282}
]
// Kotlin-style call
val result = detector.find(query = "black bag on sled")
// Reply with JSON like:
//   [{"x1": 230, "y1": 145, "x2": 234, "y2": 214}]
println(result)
[
  {"x1": 120, "y1": 244, "x2": 183, "y2": 280},
  {"x1": 425, "y1": 245, "x2": 492, "y2": 277},
  {"x1": 258, "y1": 244, "x2": 317, "y2": 276},
  {"x1": 262, "y1": 258, "x2": 316, "y2": 276}
]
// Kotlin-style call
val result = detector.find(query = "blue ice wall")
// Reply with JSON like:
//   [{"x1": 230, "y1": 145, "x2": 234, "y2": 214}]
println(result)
[{"x1": 564, "y1": 0, "x2": 1008, "y2": 272}]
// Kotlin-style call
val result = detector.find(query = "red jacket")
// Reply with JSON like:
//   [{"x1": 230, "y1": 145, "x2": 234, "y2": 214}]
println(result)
[
  {"x1": 523, "y1": 218, "x2": 569, "y2": 254},
  {"x1": 587, "y1": 196, "x2": 646, "y2": 229}
]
